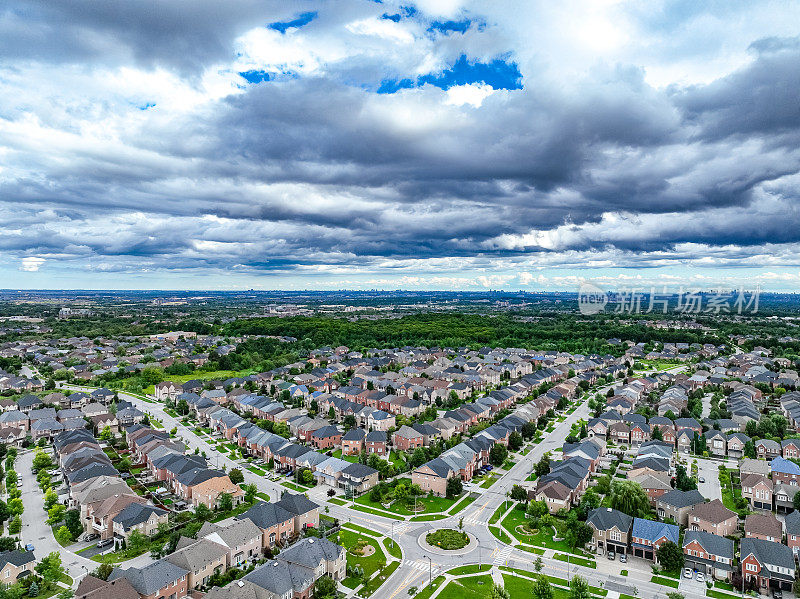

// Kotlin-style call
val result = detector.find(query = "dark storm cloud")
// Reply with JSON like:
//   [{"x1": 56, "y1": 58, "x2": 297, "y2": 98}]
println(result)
[
  {"x1": 2, "y1": 2, "x2": 800, "y2": 277},
  {"x1": 0, "y1": 0, "x2": 304, "y2": 73}
]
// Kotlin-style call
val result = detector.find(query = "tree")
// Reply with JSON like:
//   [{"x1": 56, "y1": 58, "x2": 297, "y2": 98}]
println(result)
[
  {"x1": 7, "y1": 498, "x2": 23, "y2": 517},
  {"x1": 218, "y1": 493, "x2": 233, "y2": 512},
  {"x1": 244, "y1": 484, "x2": 258, "y2": 504},
  {"x1": 409, "y1": 448, "x2": 427, "y2": 468},
  {"x1": 7, "y1": 516, "x2": 20, "y2": 534},
  {"x1": 98, "y1": 426, "x2": 112, "y2": 442},
  {"x1": 569, "y1": 576, "x2": 591, "y2": 599},
  {"x1": 343, "y1": 415, "x2": 356, "y2": 430},
  {"x1": 91, "y1": 564, "x2": 114, "y2": 581},
  {"x1": 313, "y1": 575, "x2": 337, "y2": 599},
  {"x1": 652, "y1": 426, "x2": 663, "y2": 441},
  {"x1": 44, "y1": 488, "x2": 58, "y2": 511},
  {"x1": 64, "y1": 510, "x2": 83, "y2": 539},
  {"x1": 489, "y1": 443, "x2": 508, "y2": 467},
  {"x1": 47, "y1": 504, "x2": 66, "y2": 525},
  {"x1": 744, "y1": 440, "x2": 757, "y2": 459},
  {"x1": 229, "y1": 468, "x2": 244, "y2": 484},
  {"x1": 510, "y1": 484, "x2": 528, "y2": 502},
  {"x1": 195, "y1": 503, "x2": 212, "y2": 521},
  {"x1": 535, "y1": 452, "x2": 551, "y2": 477},
  {"x1": 534, "y1": 556, "x2": 544, "y2": 572},
  {"x1": 666, "y1": 593, "x2": 685, "y2": 599},
  {"x1": 36, "y1": 552, "x2": 63, "y2": 582},
  {"x1": 656, "y1": 541, "x2": 684, "y2": 573},
  {"x1": 32, "y1": 451, "x2": 52, "y2": 472},
  {"x1": 532, "y1": 575, "x2": 553, "y2": 599},
  {"x1": 301, "y1": 469, "x2": 314, "y2": 485},
  {"x1": 446, "y1": 476, "x2": 463, "y2": 499},
  {"x1": 675, "y1": 464, "x2": 697, "y2": 492},
  {"x1": 28, "y1": 582, "x2": 39, "y2": 598},
  {"x1": 578, "y1": 488, "x2": 600, "y2": 513},
  {"x1": 177, "y1": 399, "x2": 190, "y2": 415},
  {"x1": 490, "y1": 584, "x2": 510, "y2": 599},
  {"x1": 55, "y1": 526, "x2": 72, "y2": 546},
  {"x1": 609, "y1": 479, "x2": 650, "y2": 518},
  {"x1": 0, "y1": 501, "x2": 9, "y2": 524},
  {"x1": 509, "y1": 431, "x2": 523, "y2": 451},
  {"x1": 328, "y1": 406, "x2": 336, "y2": 420},
  {"x1": 128, "y1": 530, "x2": 148, "y2": 554},
  {"x1": 522, "y1": 422, "x2": 537, "y2": 439}
]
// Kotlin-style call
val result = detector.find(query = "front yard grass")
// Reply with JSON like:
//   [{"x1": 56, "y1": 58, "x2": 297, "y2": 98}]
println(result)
[
  {"x1": 335, "y1": 528, "x2": 387, "y2": 588},
  {"x1": 554, "y1": 553, "x2": 596, "y2": 568},
  {"x1": 651, "y1": 576, "x2": 680, "y2": 588}
]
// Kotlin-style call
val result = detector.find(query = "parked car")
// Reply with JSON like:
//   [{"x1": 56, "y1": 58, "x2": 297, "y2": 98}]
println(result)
[
  {"x1": 83, "y1": 533, "x2": 99, "y2": 542},
  {"x1": 25, "y1": 544, "x2": 34, "y2": 552},
  {"x1": 607, "y1": 551, "x2": 615, "y2": 561},
  {"x1": 696, "y1": 573, "x2": 705, "y2": 583},
  {"x1": 484, "y1": 465, "x2": 493, "y2": 471},
  {"x1": 619, "y1": 554, "x2": 627, "y2": 564},
  {"x1": 684, "y1": 568, "x2": 693, "y2": 579},
  {"x1": 699, "y1": 477, "x2": 705, "y2": 483},
  {"x1": 773, "y1": 590, "x2": 782, "y2": 599},
  {"x1": 327, "y1": 489, "x2": 336, "y2": 497},
  {"x1": 96, "y1": 538, "x2": 114, "y2": 549}
]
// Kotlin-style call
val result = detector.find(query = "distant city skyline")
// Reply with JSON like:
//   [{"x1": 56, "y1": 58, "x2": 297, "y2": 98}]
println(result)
[{"x1": 2, "y1": 1, "x2": 800, "y2": 290}]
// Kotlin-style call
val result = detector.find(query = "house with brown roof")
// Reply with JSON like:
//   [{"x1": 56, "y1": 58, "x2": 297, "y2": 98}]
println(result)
[
  {"x1": 745, "y1": 513, "x2": 783, "y2": 543},
  {"x1": 689, "y1": 499, "x2": 738, "y2": 537},
  {"x1": 741, "y1": 473, "x2": 773, "y2": 511}
]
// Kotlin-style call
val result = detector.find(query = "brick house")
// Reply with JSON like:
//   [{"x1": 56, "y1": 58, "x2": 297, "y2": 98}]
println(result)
[{"x1": 689, "y1": 500, "x2": 738, "y2": 537}]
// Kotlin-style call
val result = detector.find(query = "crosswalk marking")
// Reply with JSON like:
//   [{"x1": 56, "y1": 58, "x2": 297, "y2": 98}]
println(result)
[
  {"x1": 493, "y1": 545, "x2": 513, "y2": 566},
  {"x1": 461, "y1": 516, "x2": 489, "y2": 527},
  {"x1": 401, "y1": 559, "x2": 441, "y2": 574}
]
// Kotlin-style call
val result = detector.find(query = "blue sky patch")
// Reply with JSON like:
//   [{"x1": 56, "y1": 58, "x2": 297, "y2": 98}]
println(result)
[
  {"x1": 428, "y1": 19, "x2": 473, "y2": 34},
  {"x1": 378, "y1": 54, "x2": 522, "y2": 94},
  {"x1": 139, "y1": 102, "x2": 156, "y2": 110},
  {"x1": 239, "y1": 70, "x2": 271, "y2": 84},
  {"x1": 268, "y1": 11, "x2": 317, "y2": 34}
]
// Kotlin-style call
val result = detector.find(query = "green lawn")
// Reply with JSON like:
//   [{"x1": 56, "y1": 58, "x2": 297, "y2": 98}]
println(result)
[
  {"x1": 503, "y1": 575, "x2": 570, "y2": 599},
  {"x1": 350, "y1": 504, "x2": 404, "y2": 520},
  {"x1": 488, "y1": 504, "x2": 506, "y2": 524},
  {"x1": 554, "y1": 553, "x2": 596, "y2": 568},
  {"x1": 489, "y1": 526, "x2": 511, "y2": 544},
  {"x1": 336, "y1": 529, "x2": 387, "y2": 587},
  {"x1": 343, "y1": 523, "x2": 381, "y2": 537},
  {"x1": 328, "y1": 497, "x2": 346, "y2": 506},
  {"x1": 354, "y1": 491, "x2": 460, "y2": 515},
  {"x1": 447, "y1": 565, "x2": 491, "y2": 576},
  {"x1": 651, "y1": 576, "x2": 680, "y2": 588},
  {"x1": 383, "y1": 537, "x2": 402, "y2": 560},
  {"x1": 256, "y1": 492, "x2": 270, "y2": 501},
  {"x1": 281, "y1": 481, "x2": 305, "y2": 492},
  {"x1": 448, "y1": 493, "x2": 477, "y2": 514},
  {"x1": 248, "y1": 466, "x2": 265, "y2": 476},
  {"x1": 714, "y1": 581, "x2": 735, "y2": 591},
  {"x1": 410, "y1": 513, "x2": 446, "y2": 521},
  {"x1": 707, "y1": 591, "x2": 741, "y2": 599},
  {"x1": 414, "y1": 575, "x2": 445, "y2": 599},
  {"x1": 501, "y1": 509, "x2": 573, "y2": 552},
  {"x1": 437, "y1": 575, "x2": 494, "y2": 599},
  {"x1": 361, "y1": 560, "x2": 400, "y2": 596}
]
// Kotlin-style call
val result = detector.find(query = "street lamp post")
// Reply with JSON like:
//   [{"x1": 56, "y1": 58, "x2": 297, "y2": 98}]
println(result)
[
  {"x1": 391, "y1": 521, "x2": 395, "y2": 548},
  {"x1": 426, "y1": 556, "x2": 432, "y2": 589}
]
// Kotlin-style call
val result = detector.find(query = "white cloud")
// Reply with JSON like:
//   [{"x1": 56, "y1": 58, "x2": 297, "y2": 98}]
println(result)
[{"x1": 20, "y1": 257, "x2": 45, "y2": 272}]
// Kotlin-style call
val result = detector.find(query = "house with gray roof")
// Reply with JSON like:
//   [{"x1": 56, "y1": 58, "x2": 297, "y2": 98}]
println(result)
[
  {"x1": 587, "y1": 508, "x2": 632, "y2": 556},
  {"x1": 683, "y1": 530, "x2": 734, "y2": 580},
  {"x1": 109, "y1": 558, "x2": 189, "y2": 599},
  {"x1": 740, "y1": 538, "x2": 796, "y2": 591},
  {"x1": 657, "y1": 489, "x2": 705, "y2": 526}
]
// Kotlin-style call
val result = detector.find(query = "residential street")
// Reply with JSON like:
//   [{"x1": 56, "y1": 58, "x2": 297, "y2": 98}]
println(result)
[{"x1": 17, "y1": 449, "x2": 96, "y2": 581}]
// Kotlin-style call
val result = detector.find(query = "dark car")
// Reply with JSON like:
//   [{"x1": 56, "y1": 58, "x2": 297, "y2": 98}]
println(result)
[
  {"x1": 327, "y1": 489, "x2": 336, "y2": 497},
  {"x1": 772, "y1": 590, "x2": 782, "y2": 599}
]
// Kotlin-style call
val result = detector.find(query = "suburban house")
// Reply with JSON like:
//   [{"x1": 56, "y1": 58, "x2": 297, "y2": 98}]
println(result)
[
  {"x1": 683, "y1": 530, "x2": 734, "y2": 581},
  {"x1": 587, "y1": 508, "x2": 632, "y2": 556},
  {"x1": 689, "y1": 499, "x2": 739, "y2": 537},
  {"x1": 0, "y1": 550, "x2": 35, "y2": 586},
  {"x1": 741, "y1": 474, "x2": 774, "y2": 511},
  {"x1": 740, "y1": 538, "x2": 796, "y2": 592},
  {"x1": 744, "y1": 513, "x2": 783, "y2": 543},
  {"x1": 631, "y1": 518, "x2": 679, "y2": 562},
  {"x1": 656, "y1": 489, "x2": 705, "y2": 526}
]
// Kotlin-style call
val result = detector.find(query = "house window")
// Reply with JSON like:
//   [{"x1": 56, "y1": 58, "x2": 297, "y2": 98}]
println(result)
[{"x1": 747, "y1": 563, "x2": 758, "y2": 572}]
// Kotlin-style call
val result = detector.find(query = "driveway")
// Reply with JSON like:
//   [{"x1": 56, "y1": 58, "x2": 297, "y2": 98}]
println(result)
[{"x1": 696, "y1": 459, "x2": 721, "y2": 501}]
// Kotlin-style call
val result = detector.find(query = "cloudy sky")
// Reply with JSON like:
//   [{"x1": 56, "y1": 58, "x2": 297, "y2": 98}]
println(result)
[{"x1": 2, "y1": 0, "x2": 800, "y2": 291}]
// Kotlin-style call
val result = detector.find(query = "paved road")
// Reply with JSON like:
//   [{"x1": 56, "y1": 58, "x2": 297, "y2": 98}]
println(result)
[{"x1": 17, "y1": 449, "x2": 96, "y2": 582}]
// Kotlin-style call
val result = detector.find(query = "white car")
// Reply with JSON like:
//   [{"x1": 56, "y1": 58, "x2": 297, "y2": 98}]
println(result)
[
  {"x1": 684, "y1": 568, "x2": 693, "y2": 579},
  {"x1": 696, "y1": 573, "x2": 705, "y2": 583}
]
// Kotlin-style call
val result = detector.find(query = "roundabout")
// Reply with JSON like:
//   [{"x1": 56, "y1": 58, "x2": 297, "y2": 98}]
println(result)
[{"x1": 418, "y1": 527, "x2": 478, "y2": 556}]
